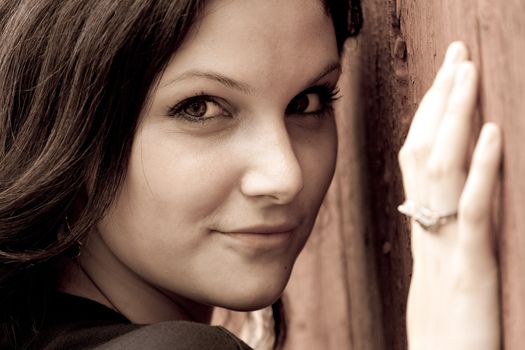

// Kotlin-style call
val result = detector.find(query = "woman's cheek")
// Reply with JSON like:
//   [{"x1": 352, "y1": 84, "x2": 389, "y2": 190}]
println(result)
[{"x1": 133, "y1": 129, "x2": 241, "y2": 222}]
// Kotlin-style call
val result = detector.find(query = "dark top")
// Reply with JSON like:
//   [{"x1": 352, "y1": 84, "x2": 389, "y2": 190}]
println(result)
[{"x1": 27, "y1": 293, "x2": 253, "y2": 350}]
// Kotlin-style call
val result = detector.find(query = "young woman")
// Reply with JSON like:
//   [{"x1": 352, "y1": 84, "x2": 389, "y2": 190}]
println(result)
[{"x1": 0, "y1": 0, "x2": 501, "y2": 349}]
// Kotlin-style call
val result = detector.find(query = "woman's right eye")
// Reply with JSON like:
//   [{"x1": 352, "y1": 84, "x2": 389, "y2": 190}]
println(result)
[{"x1": 168, "y1": 96, "x2": 231, "y2": 122}]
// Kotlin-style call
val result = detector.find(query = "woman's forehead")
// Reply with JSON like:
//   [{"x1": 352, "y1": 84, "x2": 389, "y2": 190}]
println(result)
[
  {"x1": 182, "y1": 0, "x2": 333, "y2": 52},
  {"x1": 159, "y1": 0, "x2": 339, "y2": 93}
]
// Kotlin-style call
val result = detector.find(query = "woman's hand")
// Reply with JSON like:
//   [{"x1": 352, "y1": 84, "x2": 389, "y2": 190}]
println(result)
[{"x1": 399, "y1": 42, "x2": 502, "y2": 349}]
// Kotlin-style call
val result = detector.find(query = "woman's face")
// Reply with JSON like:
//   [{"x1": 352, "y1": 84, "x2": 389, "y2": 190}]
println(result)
[{"x1": 95, "y1": 0, "x2": 339, "y2": 312}]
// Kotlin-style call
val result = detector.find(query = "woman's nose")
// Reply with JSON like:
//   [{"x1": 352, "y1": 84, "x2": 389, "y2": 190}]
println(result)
[{"x1": 240, "y1": 125, "x2": 304, "y2": 205}]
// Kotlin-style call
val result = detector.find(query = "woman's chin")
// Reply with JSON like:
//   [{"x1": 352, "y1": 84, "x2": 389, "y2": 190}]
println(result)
[
  {"x1": 215, "y1": 290, "x2": 284, "y2": 312},
  {"x1": 206, "y1": 274, "x2": 290, "y2": 312}
]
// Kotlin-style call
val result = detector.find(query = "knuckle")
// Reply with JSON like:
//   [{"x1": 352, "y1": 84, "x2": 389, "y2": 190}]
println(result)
[
  {"x1": 398, "y1": 145, "x2": 413, "y2": 167},
  {"x1": 413, "y1": 141, "x2": 433, "y2": 158},
  {"x1": 399, "y1": 142, "x2": 431, "y2": 167},
  {"x1": 425, "y1": 159, "x2": 450, "y2": 181}
]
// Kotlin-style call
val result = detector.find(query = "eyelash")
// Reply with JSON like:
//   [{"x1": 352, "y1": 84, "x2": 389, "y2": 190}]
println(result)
[
  {"x1": 166, "y1": 83, "x2": 341, "y2": 123},
  {"x1": 292, "y1": 83, "x2": 341, "y2": 119}
]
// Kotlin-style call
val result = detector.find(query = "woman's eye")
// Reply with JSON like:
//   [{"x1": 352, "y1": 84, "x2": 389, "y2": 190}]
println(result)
[
  {"x1": 287, "y1": 93, "x2": 323, "y2": 114},
  {"x1": 285, "y1": 85, "x2": 339, "y2": 117},
  {"x1": 183, "y1": 100, "x2": 224, "y2": 118},
  {"x1": 168, "y1": 96, "x2": 230, "y2": 122},
  {"x1": 184, "y1": 100, "x2": 208, "y2": 117}
]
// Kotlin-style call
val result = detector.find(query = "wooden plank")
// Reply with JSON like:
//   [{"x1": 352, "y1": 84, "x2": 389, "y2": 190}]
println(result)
[
  {"x1": 350, "y1": 1, "x2": 413, "y2": 348},
  {"x1": 476, "y1": 1, "x2": 525, "y2": 348}
]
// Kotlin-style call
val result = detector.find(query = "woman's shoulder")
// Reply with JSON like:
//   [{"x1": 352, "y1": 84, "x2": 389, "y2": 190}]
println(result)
[
  {"x1": 32, "y1": 321, "x2": 252, "y2": 350},
  {"x1": 27, "y1": 293, "x2": 252, "y2": 350},
  {"x1": 92, "y1": 321, "x2": 251, "y2": 350}
]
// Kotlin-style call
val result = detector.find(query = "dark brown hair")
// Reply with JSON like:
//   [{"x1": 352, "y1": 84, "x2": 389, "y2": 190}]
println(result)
[{"x1": 0, "y1": 0, "x2": 360, "y2": 347}]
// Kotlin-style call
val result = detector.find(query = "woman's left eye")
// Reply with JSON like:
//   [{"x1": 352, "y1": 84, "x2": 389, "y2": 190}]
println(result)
[
  {"x1": 285, "y1": 85, "x2": 340, "y2": 117},
  {"x1": 287, "y1": 93, "x2": 323, "y2": 114}
]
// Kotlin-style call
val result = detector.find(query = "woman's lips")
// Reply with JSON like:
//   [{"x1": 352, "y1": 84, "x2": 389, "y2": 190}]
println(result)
[{"x1": 214, "y1": 227, "x2": 297, "y2": 250}]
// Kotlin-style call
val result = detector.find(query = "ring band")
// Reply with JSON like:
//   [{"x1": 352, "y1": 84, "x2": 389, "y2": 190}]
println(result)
[{"x1": 397, "y1": 200, "x2": 457, "y2": 232}]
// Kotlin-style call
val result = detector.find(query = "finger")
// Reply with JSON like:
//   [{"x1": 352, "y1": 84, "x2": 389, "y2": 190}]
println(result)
[
  {"x1": 426, "y1": 62, "x2": 479, "y2": 211},
  {"x1": 403, "y1": 42, "x2": 468, "y2": 152},
  {"x1": 399, "y1": 42, "x2": 468, "y2": 199},
  {"x1": 458, "y1": 123, "x2": 502, "y2": 252}
]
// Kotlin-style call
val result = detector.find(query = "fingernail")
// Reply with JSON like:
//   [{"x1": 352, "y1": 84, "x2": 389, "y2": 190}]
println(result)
[{"x1": 444, "y1": 42, "x2": 467, "y2": 65}]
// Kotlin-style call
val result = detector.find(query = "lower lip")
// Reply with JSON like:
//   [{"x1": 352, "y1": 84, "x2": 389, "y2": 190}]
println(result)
[{"x1": 217, "y1": 230, "x2": 294, "y2": 250}]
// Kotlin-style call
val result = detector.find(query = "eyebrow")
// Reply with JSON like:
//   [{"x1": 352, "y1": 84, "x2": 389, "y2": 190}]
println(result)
[
  {"x1": 164, "y1": 70, "x2": 254, "y2": 94},
  {"x1": 162, "y1": 61, "x2": 342, "y2": 94},
  {"x1": 304, "y1": 62, "x2": 342, "y2": 87}
]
